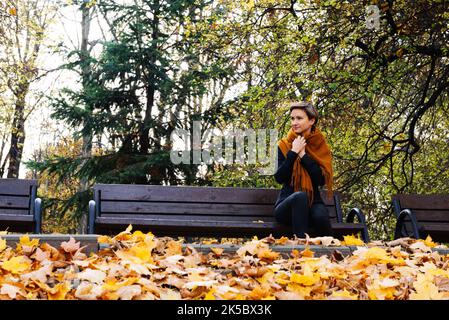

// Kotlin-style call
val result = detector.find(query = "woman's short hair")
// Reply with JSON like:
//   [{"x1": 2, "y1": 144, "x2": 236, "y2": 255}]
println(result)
[{"x1": 289, "y1": 101, "x2": 319, "y2": 128}]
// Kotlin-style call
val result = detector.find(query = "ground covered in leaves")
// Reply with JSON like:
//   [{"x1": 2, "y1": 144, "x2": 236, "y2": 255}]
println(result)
[{"x1": 1, "y1": 226, "x2": 449, "y2": 300}]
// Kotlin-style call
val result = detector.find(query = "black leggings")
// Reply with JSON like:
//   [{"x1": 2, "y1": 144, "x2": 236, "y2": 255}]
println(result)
[{"x1": 274, "y1": 191, "x2": 332, "y2": 238}]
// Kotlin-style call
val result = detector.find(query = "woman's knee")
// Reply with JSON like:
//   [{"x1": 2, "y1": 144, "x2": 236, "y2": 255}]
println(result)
[{"x1": 291, "y1": 191, "x2": 308, "y2": 203}]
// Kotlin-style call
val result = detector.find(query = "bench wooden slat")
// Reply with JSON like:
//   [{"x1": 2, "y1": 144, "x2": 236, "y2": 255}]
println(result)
[
  {"x1": 96, "y1": 217, "x2": 282, "y2": 229},
  {"x1": 0, "y1": 196, "x2": 30, "y2": 209},
  {"x1": 0, "y1": 179, "x2": 36, "y2": 196},
  {"x1": 330, "y1": 222, "x2": 366, "y2": 232},
  {"x1": 420, "y1": 224, "x2": 449, "y2": 242},
  {"x1": 97, "y1": 184, "x2": 338, "y2": 206},
  {"x1": 0, "y1": 214, "x2": 34, "y2": 222},
  {"x1": 409, "y1": 210, "x2": 449, "y2": 223},
  {"x1": 101, "y1": 201, "x2": 275, "y2": 216},
  {"x1": 100, "y1": 201, "x2": 339, "y2": 219},
  {"x1": 96, "y1": 184, "x2": 279, "y2": 204},
  {"x1": 0, "y1": 208, "x2": 31, "y2": 215},
  {"x1": 98, "y1": 213, "x2": 341, "y2": 231},
  {"x1": 420, "y1": 223, "x2": 449, "y2": 231},
  {"x1": 100, "y1": 213, "x2": 278, "y2": 222},
  {"x1": 395, "y1": 194, "x2": 449, "y2": 210}
]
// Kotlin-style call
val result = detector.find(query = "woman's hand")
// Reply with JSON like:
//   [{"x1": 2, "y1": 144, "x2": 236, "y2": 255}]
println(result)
[{"x1": 292, "y1": 136, "x2": 306, "y2": 156}]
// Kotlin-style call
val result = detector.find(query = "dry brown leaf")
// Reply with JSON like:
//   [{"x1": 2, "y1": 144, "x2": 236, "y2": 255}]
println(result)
[
  {"x1": 116, "y1": 285, "x2": 141, "y2": 300},
  {"x1": 0, "y1": 284, "x2": 22, "y2": 299},
  {"x1": 60, "y1": 237, "x2": 81, "y2": 253}
]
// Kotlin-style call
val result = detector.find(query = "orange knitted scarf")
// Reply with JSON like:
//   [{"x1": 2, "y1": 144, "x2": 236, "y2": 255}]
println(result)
[{"x1": 278, "y1": 127, "x2": 334, "y2": 206}]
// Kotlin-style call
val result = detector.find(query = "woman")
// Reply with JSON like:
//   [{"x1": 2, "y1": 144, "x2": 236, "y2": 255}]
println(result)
[{"x1": 274, "y1": 101, "x2": 334, "y2": 238}]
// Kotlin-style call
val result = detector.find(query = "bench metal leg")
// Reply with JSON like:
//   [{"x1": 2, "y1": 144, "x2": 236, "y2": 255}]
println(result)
[
  {"x1": 88, "y1": 200, "x2": 96, "y2": 234},
  {"x1": 34, "y1": 198, "x2": 42, "y2": 233}
]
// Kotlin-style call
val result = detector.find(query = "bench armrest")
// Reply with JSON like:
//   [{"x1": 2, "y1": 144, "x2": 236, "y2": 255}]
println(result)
[
  {"x1": 394, "y1": 208, "x2": 420, "y2": 239},
  {"x1": 346, "y1": 207, "x2": 365, "y2": 224},
  {"x1": 345, "y1": 207, "x2": 370, "y2": 242},
  {"x1": 34, "y1": 198, "x2": 42, "y2": 233},
  {"x1": 88, "y1": 200, "x2": 96, "y2": 234}
]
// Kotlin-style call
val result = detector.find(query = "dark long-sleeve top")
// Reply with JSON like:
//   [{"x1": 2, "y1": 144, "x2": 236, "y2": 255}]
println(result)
[{"x1": 274, "y1": 146, "x2": 325, "y2": 207}]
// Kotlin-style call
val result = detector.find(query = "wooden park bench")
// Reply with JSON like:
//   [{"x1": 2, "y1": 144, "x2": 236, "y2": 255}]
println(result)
[
  {"x1": 0, "y1": 179, "x2": 42, "y2": 233},
  {"x1": 88, "y1": 184, "x2": 369, "y2": 241},
  {"x1": 393, "y1": 194, "x2": 449, "y2": 242}
]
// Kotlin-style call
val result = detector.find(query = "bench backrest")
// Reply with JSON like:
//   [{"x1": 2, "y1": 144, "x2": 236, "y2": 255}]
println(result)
[
  {"x1": 93, "y1": 184, "x2": 342, "y2": 222},
  {"x1": 0, "y1": 179, "x2": 38, "y2": 232},
  {"x1": 393, "y1": 194, "x2": 449, "y2": 224},
  {"x1": 0, "y1": 179, "x2": 37, "y2": 215}
]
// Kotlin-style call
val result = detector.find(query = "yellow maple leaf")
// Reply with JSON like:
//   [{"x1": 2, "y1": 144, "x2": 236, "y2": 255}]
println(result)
[
  {"x1": 236, "y1": 239, "x2": 261, "y2": 257},
  {"x1": 97, "y1": 235, "x2": 111, "y2": 244},
  {"x1": 355, "y1": 247, "x2": 404, "y2": 266},
  {"x1": 114, "y1": 225, "x2": 133, "y2": 241},
  {"x1": 125, "y1": 240, "x2": 155, "y2": 264},
  {"x1": 291, "y1": 249, "x2": 301, "y2": 258},
  {"x1": 300, "y1": 247, "x2": 314, "y2": 258},
  {"x1": 166, "y1": 240, "x2": 183, "y2": 255},
  {"x1": 19, "y1": 235, "x2": 39, "y2": 248},
  {"x1": 342, "y1": 234, "x2": 364, "y2": 246},
  {"x1": 132, "y1": 230, "x2": 146, "y2": 241},
  {"x1": 410, "y1": 274, "x2": 444, "y2": 300},
  {"x1": 290, "y1": 264, "x2": 320, "y2": 286},
  {"x1": 420, "y1": 235, "x2": 437, "y2": 248},
  {"x1": 0, "y1": 238, "x2": 6, "y2": 252},
  {"x1": 210, "y1": 247, "x2": 224, "y2": 256},
  {"x1": 9, "y1": 7, "x2": 17, "y2": 16},
  {"x1": 48, "y1": 282, "x2": 71, "y2": 300},
  {"x1": 248, "y1": 286, "x2": 271, "y2": 300},
  {"x1": 368, "y1": 287, "x2": 396, "y2": 300},
  {"x1": 275, "y1": 272, "x2": 291, "y2": 285},
  {"x1": 331, "y1": 288, "x2": 358, "y2": 300},
  {"x1": 101, "y1": 291, "x2": 120, "y2": 300},
  {"x1": 257, "y1": 271, "x2": 275, "y2": 285},
  {"x1": 204, "y1": 287, "x2": 216, "y2": 300},
  {"x1": 276, "y1": 236, "x2": 289, "y2": 245},
  {"x1": 257, "y1": 248, "x2": 280, "y2": 261},
  {"x1": 287, "y1": 282, "x2": 313, "y2": 297},
  {"x1": 2, "y1": 256, "x2": 31, "y2": 274}
]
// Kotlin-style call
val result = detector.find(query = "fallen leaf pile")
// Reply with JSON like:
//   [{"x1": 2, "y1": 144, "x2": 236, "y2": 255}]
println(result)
[{"x1": 1, "y1": 226, "x2": 449, "y2": 300}]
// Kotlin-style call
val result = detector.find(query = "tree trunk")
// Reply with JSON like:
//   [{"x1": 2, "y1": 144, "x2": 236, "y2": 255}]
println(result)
[
  {"x1": 140, "y1": 0, "x2": 160, "y2": 155},
  {"x1": 77, "y1": 3, "x2": 93, "y2": 234},
  {"x1": 6, "y1": 84, "x2": 29, "y2": 178}
]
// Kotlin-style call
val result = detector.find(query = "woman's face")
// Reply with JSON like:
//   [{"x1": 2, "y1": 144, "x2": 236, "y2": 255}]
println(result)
[{"x1": 291, "y1": 108, "x2": 315, "y2": 135}]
